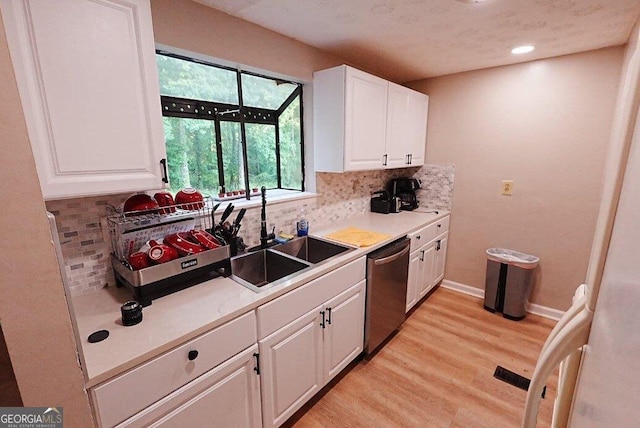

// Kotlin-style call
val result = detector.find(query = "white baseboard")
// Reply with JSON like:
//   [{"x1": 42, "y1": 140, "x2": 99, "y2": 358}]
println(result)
[
  {"x1": 525, "y1": 302, "x2": 564, "y2": 321},
  {"x1": 439, "y1": 279, "x2": 564, "y2": 321},
  {"x1": 440, "y1": 279, "x2": 484, "y2": 298}
]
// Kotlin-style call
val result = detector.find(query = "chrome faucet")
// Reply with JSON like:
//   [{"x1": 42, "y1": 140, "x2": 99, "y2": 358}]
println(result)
[{"x1": 260, "y1": 186, "x2": 276, "y2": 249}]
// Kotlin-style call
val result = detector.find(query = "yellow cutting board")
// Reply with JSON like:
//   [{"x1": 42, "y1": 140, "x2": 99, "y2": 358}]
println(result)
[{"x1": 324, "y1": 227, "x2": 392, "y2": 247}]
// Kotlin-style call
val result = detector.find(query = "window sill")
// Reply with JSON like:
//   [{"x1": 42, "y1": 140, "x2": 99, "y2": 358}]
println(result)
[{"x1": 212, "y1": 190, "x2": 318, "y2": 211}]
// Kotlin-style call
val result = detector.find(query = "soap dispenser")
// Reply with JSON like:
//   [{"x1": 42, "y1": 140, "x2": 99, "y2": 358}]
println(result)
[{"x1": 296, "y1": 208, "x2": 309, "y2": 237}]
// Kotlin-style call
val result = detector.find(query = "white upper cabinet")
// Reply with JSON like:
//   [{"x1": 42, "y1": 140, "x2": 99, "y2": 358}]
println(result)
[
  {"x1": 386, "y1": 83, "x2": 428, "y2": 168},
  {"x1": 344, "y1": 68, "x2": 388, "y2": 171},
  {"x1": 406, "y1": 85, "x2": 429, "y2": 166},
  {"x1": 313, "y1": 65, "x2": 428, "y2": 172},
  {"x1": 2, "y1": 0, "x2": 168, "y2": 199}
]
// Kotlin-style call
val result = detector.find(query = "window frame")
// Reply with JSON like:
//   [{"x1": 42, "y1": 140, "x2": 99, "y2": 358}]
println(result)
[{"x1": 156, "y1": 50, "x2": 305, "y2": 196}]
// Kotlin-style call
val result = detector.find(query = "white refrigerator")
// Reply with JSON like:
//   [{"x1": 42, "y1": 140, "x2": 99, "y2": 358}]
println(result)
[{"x1": 522, "y1": 22, "x2": 640, "y2": 428}]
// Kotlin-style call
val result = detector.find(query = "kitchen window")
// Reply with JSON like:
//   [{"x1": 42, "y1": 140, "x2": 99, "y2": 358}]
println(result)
[{"x1": 156, "y1": 51, "x2": 304, "y2": 197}]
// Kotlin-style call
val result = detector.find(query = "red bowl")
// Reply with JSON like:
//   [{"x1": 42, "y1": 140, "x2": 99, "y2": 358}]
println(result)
[
  {"x1": 175, "y1": 188, "x2": 204, "y2": 210},
  {"x1": 154, "y1": 191, "x2": 176, "y2": 214},
  {"x1": 123, "y1": 194, "x2": 159, "y2": 214},
  {"x1": 164, "y1": 232, "x2": 206, "y2": 256},
  {"x1": 188, "y1": 229, "x2": 221, "y2": 250},
  {"x1": 127, "y1": 252, "x2": 150, "y2": 270},
  {"x1": 148, "y1": 242, "x2": 179, "y2": 264}
]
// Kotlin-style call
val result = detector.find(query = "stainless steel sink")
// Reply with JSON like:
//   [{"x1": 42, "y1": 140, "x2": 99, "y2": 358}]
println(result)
[
  {"x1": 273, "y1": 236, "x2": 354, "y2": 264},
  {"x1": 230, "y1": 249, "x2": 311, "y2": 292}
]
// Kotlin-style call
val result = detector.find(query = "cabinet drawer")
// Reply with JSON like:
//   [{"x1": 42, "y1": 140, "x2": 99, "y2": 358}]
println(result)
[
  {"x1": 91, "y1": 311, "x2": 257, "y2": 428},
  {"x1": 257, "y1": 257, "x2": 366, "y2": 339},
  {"x1": 409, "y1": 216, "x2": 450, "y2": 251},
  {"x1": 408, "y1": 226, "x2": 429, "y2": 251},
  {"x1": 435, "y1": 215, "x2": 450, "y2": 237}
]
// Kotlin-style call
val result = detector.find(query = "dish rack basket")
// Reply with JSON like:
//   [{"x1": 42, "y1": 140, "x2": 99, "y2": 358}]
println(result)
[
  {"x1": 105, "y1": 197, "x2": 231, "y2": 306},
  {"x1": 106, "y1": 197, "x2": 218, "y2": 261}
]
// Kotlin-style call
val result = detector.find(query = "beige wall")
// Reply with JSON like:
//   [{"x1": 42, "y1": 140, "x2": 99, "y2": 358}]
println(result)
[
  {"x1": 151, "y1": 0, "x2": 345, "y2": 82},
  {"x1": 408, "y1": 47, "x2": 624, "y2": 310},
  {"x1": 0, "y1": 11, "x2": 94, "y2": 427}
]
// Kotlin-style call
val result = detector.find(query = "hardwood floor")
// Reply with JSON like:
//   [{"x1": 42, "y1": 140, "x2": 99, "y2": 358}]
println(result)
[{"x1": 286, "y1": 287, "x2": 557, "y2": 428}]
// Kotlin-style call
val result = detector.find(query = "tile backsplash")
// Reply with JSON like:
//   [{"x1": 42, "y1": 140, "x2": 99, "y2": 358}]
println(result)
[{"x1": 46, "y1": 164, "x2": 455, "y2": 296}]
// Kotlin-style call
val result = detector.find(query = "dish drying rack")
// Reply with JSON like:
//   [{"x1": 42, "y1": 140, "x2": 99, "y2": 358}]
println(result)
[{"x1": 106, "y1": 197, "x2": 231, "y2": 306}]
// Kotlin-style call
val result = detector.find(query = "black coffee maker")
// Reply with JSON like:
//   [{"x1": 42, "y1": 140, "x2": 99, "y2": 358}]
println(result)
[{"x1": 386, "y1": 177, "x2": 421, "y2": 211}]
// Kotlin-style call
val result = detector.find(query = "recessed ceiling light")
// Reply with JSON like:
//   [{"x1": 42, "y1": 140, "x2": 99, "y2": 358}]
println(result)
[{"x1": 511, "y1": 45, "x2": 535, "y2": 54}]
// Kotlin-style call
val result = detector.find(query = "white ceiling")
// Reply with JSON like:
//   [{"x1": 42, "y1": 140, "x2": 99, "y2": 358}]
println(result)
[{"x1": 194, "y1": 0, "x2": 640, "y2": 82}]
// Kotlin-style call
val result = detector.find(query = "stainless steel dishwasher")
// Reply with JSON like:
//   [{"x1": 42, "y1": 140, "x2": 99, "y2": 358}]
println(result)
[{"x1": 364, "y1": 237, "x2": 410, "y2": 355}]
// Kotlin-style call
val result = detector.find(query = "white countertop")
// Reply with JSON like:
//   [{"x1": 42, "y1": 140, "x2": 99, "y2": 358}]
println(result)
[{"x1": 72, "y1": 210, "x2": 449, "y2": 388}]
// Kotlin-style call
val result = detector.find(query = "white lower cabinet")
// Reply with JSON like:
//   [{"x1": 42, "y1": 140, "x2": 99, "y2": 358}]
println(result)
[
  {"x1": 90, "y1": 312, "x2": 259, "y2": 428},
  {"x1": 406, "y1": 248, "x2": 424, "y2": 311},
  {"x1": 324, "y1": 283, "x2": 366, "y2": 380},
  {"x1": 258, "y1": 306, "x2": 324, "y2": 428},
  {"x1": 256, "y1": 258, "x2": 366, "y2": 428},
  {"x1": 259, "y1": 280, "x2": 366, "y2": 427},
  {"x1": 406, "y1": 216, "x2": 450, "y2": 313},
  {"x1": 406, "y1": 240, "x2": 436, "y2": 312},
  {"x1": 418, "y1": 242, "x2": 437, "y2": 300},
  {"x1": 119, "y1": 345, "x2": 262, "y2": 428},
  {"x1": 433, "y1": 233, "x2": 448, "y2": 286}
]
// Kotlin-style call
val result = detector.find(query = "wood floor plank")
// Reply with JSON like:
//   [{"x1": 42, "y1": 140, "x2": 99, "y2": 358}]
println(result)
[{"x1": 288, "y1": 287, "x2": 557, "y2": 428}]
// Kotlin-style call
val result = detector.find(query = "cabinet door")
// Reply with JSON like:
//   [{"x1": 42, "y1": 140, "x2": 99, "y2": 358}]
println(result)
[
  {"x1": 406, "y1": 92, "x2": 429, "y2": 167},
  {"x1": 324, "y1": 280, "x2": 365, "y2": 381},
  {"x1": 259, "y1": 306, "x2": 324, "y2": 428},
  {"x1": 385, "y1": 83, "x2": 428, "y2": 168},
  {"x1": 118, "y1": 345, "x2": 261, "y2": 428},
  {"x1": 2, "y1": 0, "x2": 167, "y2": 199},
  {"x1": 344, "y1": 67, "x2": 388, "y2": 171},
  {"x1": 406, "y1": 249, "x2": 424, "y2": 312},
  {"x1": 385, "y1": 83, "x2": 411, "y2": 168},
  {"x1": 432, "y1": 234, "x2": 449, "y2": 287},
  {"x1": 419, "y1": 242, "x2": 437, "y2": 299}
]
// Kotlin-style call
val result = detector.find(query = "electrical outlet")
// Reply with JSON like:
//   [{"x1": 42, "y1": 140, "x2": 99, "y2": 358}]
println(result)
[{"x1": 501, "y1": 180, "x2": 514, "y2": 196}]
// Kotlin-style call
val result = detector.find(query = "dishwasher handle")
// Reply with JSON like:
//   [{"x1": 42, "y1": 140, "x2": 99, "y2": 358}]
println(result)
[{"x1": 373, "y1": 244, "x2": 410, "y2": 266}]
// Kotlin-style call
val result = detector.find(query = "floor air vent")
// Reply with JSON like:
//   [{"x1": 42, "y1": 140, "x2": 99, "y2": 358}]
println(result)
[{"x1": 493, "y1": 365, "x2": 546, "y2": 398}]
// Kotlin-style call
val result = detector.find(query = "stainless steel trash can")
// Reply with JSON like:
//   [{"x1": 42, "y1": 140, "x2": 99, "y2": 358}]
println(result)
[{"x1": 484, "y1": 248, "x2": 539, "y2": 320}]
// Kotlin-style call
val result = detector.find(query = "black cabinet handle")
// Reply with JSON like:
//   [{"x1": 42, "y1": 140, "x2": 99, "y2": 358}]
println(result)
[
  {"x1": 416, "y1": 235, "x2": 421, "y2": 240},
  {"x1": 436, "y1": 240, "x2": 441, "y2": 251},
  {"x1": 320, "y1": 310, "x2": 326, "y2": 328},
  {"x1": 326, "y1": 307, "x2": 332, "y2": 325},
  {"x1": 382, "y1": 154, "x2": 388, "y2": 166},
  {"x1": 438, "y1": 224, "x2": 442, "y2": 229},
  {"x1": 188, "y1": 350, "x2": 198, "y2": 361},
  {"x1": 253, "y1": 352, "x2": 260, "y2": 375},
  {"x1": 420, "y1": 250, "x2": 425, "y2": 261},
  {"x1": 160, "y1": 158, "x2": 169, "y2": 184},
  {"x1": 409, "y1": 154, "x2": 413, "y2": 164}
]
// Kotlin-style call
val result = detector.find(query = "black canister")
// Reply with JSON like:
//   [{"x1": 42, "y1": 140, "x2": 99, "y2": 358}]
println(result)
[{"x1": 121, "y1": 301, "x2": 143, "y2": 326}]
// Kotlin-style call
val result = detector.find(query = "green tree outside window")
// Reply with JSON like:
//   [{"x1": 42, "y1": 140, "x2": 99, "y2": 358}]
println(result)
[{"x1": 156, "y1": 52, "x2": 303, "y2": 196}]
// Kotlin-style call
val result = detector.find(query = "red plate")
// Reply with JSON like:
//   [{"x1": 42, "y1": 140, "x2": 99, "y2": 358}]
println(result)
[
  {"x1": 164, "y1": 232, "x2": 206, "y2": 256},
  {"x1": 189, "y1": 229, "x2": 221, "y2": 250}
]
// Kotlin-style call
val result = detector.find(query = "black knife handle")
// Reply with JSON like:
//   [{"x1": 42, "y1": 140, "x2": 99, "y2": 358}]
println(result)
[
  {"x1": 234, "y1": 208, "x2": 246, "y2": 226},
  {"x1": 220, "y1": 204, "x2": 234, "y2": 223}
]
